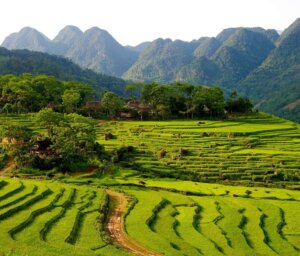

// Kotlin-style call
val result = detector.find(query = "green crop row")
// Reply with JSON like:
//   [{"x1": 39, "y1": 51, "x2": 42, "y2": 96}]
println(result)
[
  {"x1": 0, "y1": 189, "x2": 52, "y2": 221},
  {"x1": 9, "y1": 189, "x2": 65, "y2": 239}
]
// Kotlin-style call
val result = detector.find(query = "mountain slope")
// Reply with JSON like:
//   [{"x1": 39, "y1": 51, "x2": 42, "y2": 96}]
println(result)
[
  {"x1": 0, "y1": 47, "x2": 126, "y2": 95},
  {"x1": 2, "y1": 27, "x2": 53, "y2": 53},
  {"x1": 53, "y1": 25, "x2": 83, "y2": 55},
  {"x1": 1, "y1": 26, "x2": 138, "y2": 77},
  {"x1": 126, "y1": 42, "x2": 151, "y2": 53},
  {"x1": 66, "y1": 27, "x2": 138, "y2": 76},
  {"x1": 239, "y1": 18, "x2": 300, "y2": 122},
  {"x1": 213, "y1": 28, "x2": 276, "y2": 87},
  {"x1": 176, "y1": 28, "x2": 276, "y2": 89},
  {"x1": 123, "y1": 39, "x2": 200, "y2": 82}
]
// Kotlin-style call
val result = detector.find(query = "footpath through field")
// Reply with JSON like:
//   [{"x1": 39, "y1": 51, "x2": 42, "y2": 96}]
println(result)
[{"x1": 106, "y1": 189, "x2": 161, "y2": 256}]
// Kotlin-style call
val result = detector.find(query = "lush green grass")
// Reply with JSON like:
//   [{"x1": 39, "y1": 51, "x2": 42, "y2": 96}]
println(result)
[
  {"x1": 1, "y1": 113, "x2": 300, "y2": 255},
  {"x1": 123, "y1": 186, "x2": 300, "y2": 256},
  {"x1": 96, "y1": 113, "x2": 300, "y2": 187},
  {"x1": 0, "y1": 178, "x2": 299, "y2": 256},
  {"x1": 1, "y1": 113, "x2": 300, "y2": 187},
  {"x1": 0, "y1": 178, "x2": 129, "y2": 256}
]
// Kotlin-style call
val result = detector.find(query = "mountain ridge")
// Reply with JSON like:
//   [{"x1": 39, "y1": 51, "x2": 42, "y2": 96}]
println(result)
[
  {"x1": 2, "y1": 26, "x2": 139, "y2": 77},
  {"x1": 1, "y1": 20, "x2": 300, "y2": 122}
]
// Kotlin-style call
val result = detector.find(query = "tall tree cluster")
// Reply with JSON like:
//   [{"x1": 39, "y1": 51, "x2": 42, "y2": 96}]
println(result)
[{"x1": 0, "y1": 74, "x2": 93, "y2": 114}]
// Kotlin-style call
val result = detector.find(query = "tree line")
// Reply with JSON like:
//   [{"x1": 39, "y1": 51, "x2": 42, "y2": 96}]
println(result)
[
  {"x1": 0, "y1": 74, "x2": 252, "y2": 119},
  {"x1": 104, "y1": 83, "x2": 253, "y2": 119},
  {"x1": 0, "y1": 74, "x2": 93, "y2": 114}
]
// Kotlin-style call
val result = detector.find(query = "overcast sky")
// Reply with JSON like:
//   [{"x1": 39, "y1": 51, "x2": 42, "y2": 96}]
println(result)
[{"x1": 1, "y1": 0, "x2": 299, "y2": 46}]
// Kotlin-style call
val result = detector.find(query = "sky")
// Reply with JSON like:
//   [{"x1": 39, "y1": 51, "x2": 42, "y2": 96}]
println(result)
[{"x1": 1, "y1": 0, "x2": 299, "y2": 46}]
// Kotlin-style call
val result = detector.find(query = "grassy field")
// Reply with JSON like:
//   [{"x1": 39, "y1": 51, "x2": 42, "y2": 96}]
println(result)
[
  {"x1": 0, "y1": 178, "x2": 129, "y2": 256},
  {"x1": 123, "y1": 186, "x2": 300, "y2": 256},
  {"x1": 0, "y1": 178, "x2": 299, "y2": 256},
  {"x1": 0, "y1": 113, "x2": 300, "y2": 255},
  {"x1": 96, "y1": 113, "x2": 300, "y2": 188}
]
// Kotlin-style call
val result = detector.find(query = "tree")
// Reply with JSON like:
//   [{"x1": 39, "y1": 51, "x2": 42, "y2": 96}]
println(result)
[
  {"x1": 2, "y1": 103, "x2": 13, "y2": 114},
  {"x1": 49, "y1": 113, "x2": 97, "y2": 171},
  {"x1": 141, "y1": 83, "x2": 170, "y2": 118},
  {"x1": 101, "y1": 92, "x2": 124, "y2": 117},
  {"x1": 34, "y1": 110, "x2": 99, "y2": 172},
  {"x1": 192, "y1": 86, "x2": 225, "y2": 117},
  {"x1": 125, "y1": 83, "x2": 145, "y2": 99},
  {"x1": 226, "y1": 91, "x2": 253, "y2": 113},
  {"x1": 0, "y1": 74, "x2": 95, "y2": 115},
  {"x1": 35, "y1": 108, "x2": 64, "y2": 136},
  {"x1": 63, "y1": 81, "x2": 93, "y2": 104},
  {"x1": 62, "y1": 89, "x2": 81, "y2": 113}
]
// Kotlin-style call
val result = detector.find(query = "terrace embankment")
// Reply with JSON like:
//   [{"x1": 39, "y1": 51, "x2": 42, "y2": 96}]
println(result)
[
  {"x1": 106, "y1": 189, "x2": 161, "y2": 256},
  {"x1": 0, "y1": 157, "x2": 15, "y2": 177}
]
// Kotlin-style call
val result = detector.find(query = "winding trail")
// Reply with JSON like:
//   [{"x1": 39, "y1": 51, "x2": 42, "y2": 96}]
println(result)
[{"x1": 106, "y1": 189, "x2": 161, "y2": 256}]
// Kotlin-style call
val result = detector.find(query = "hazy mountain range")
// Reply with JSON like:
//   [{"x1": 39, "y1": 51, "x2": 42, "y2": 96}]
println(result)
[{"x1": 1, "y1": 18, "x2": 300, "y2": 122}]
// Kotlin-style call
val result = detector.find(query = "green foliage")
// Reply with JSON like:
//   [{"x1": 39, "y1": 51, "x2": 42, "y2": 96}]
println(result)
[
  {"x1": 239, "y1": 19, "x2": 300, "y2": 122},
  {"x1": 0, "y1": 47, "x2": 126, "y2": 95},
  {"x1": 141, "y1": 83, "x2": 226, "y2": 118},
  {"x1": 101, "y1": 92, "x2": 124, "y2": 117},
  {"x1": 38, "y1": 110, "x2": 97, "y2": 172},
  {"x1": 62, "y1": 89, "x2": 81, "y2": 113},
  {"x1": 226, "y1": 91, "x2": 253, "y2": 113},
  {"x1": 0, "y1": 124, "x2": 33, "y2": 141},
  {"x1": 125, "y1": 83, "x2": 145, "y2": 99},
  {"x1": 5, "y1": 109, "x2": 102, "y2": 173},
  {"x1": 35, "y1": 108, "x2": 64, "y2": 132},
  {"x1": 0, "y1": 74, "x2": 92, "y2": 114}
]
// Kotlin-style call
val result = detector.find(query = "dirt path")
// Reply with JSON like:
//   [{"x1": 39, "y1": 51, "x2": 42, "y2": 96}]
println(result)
[
  {"x1": 106, "y1": 189, "x2": 161, "y2": 256},
  {"x1": 68, "y1": 166, "x2": 97, "y2": 177},
  {"x1": 0, "y1": 156, "x2": 15, "y2": 177}
]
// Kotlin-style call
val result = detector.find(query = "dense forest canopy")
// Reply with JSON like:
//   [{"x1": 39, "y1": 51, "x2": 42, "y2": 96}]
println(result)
[{"x1": 0, "y1": 74, "x2": 93, "y2": 113}]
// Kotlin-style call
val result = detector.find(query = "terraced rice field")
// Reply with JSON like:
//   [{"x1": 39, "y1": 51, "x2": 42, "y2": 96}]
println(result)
[
  {"x1": 0, "y1": 178, "x2": 128, "y2": 256},
  {"x1": 97, "y1": 114, "x2": 300, "y2": 187},
  {"x1": 1, "y1": 114, "x2": 300, "y2": 255},
  {"x1": 122, "y1": 185, "x2": 300, "y2": 256},
  {"x1": 0, "y1": 179, "x2": 300, "y2": 255}
]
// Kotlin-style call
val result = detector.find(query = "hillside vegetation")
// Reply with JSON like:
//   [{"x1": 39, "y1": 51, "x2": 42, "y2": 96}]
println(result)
[
  {"x1": 239, "y1": 18, "x2": 300, "y2": 122},
  {"x1": 0, "y1": 47, "x2": 126, "y2": 95}
]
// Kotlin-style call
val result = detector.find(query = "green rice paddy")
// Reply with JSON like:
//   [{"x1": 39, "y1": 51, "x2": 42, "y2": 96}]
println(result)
[
  {"x1": 0, "y1": 113, "x2": 300, "y2": 255},
  {"x1": 97, "y1": 113, "x2": 300, "y2": 188}
]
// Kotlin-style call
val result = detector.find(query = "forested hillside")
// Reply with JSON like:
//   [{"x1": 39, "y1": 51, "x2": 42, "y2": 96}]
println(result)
[
  {"x1": 239, "y1": 18, "x2": 300, "y2": 122},
  {"x1": 0, "y1": 47, "x2": 126, "y2": 95}
]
